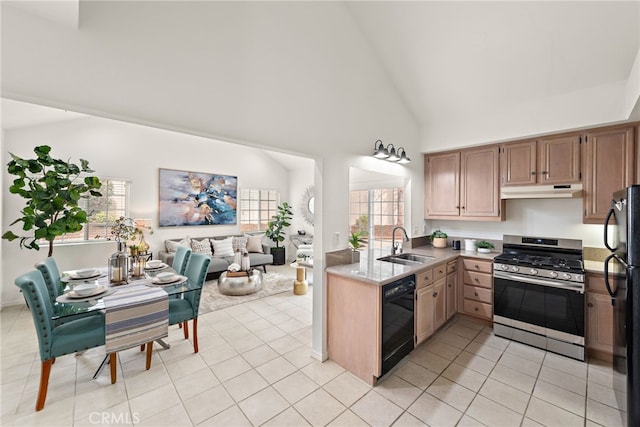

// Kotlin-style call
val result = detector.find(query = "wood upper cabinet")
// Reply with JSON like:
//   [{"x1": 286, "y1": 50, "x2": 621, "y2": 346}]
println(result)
[
  {"x1": 424, "y1": 151, "x2": 460, "y2": 217},
  {"x1": 537, "y1": 134, "x2": 581, "y2": 184},
  {"x1": 501, "y1": 140, "x2": 537, "y2": 186},
  {"x1": 460, "y1": 146, "x2": 502, "y2": 218},
  {"x1": 501, "y1": 134, "x2": 581, "y2": 186},
  {"x1": 425, "y1": 146, "x2": 503, "y2": 221},
  {"x1": 583, "y1": 125, "x2": 635, "y2": 224}
]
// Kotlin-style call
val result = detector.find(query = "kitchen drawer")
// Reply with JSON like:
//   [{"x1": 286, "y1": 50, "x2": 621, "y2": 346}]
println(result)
[
  {"x1": 433, "y1": 263, "x2": 447, "y2": 281},
  {"x1": 462, "y1": 258, "x2": 493, "y2": 274},
  {"x1": 463, "y1": 299, "x2": 492, "y2": 319},
  {"x1": 464, "y1": 285, "x2": 492, "y2": 304},
  {"x1": 446, "y1": 260, "x2": 457, "y2": 274},
  {"x1": 463, "y1": 271, "x2": 492, "y2": 289},
  {"x1": 417, "y1": 268, "x2": 434, "y2": 289}
]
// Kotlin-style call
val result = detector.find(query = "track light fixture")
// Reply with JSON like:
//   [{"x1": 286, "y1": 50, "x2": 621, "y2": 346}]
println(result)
[{"x1": 371, "y1": 140, "x2": 411, "y2": 164}]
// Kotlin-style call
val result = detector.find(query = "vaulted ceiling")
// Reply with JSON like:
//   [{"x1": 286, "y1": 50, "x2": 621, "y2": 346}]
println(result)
[{"x1": 3, "y1": 1, "x2": 639, "y2": 153}]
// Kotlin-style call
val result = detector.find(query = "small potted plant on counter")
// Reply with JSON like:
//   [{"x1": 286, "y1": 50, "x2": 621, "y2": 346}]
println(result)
[
  {"x1": 430, "y1": 229, "x2": 448, "y2": 248},
  {"x1": 476, "y1": 240, "x2": 495, "y2": 253},
  {"x1": 348, "y1": 230, "x2": 368, "y2": 263}
]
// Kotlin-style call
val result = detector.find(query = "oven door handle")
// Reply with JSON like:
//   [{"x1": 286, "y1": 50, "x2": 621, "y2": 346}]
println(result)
[{"x1": 493, "y1": 270, "x2": 584, "y2": 293}]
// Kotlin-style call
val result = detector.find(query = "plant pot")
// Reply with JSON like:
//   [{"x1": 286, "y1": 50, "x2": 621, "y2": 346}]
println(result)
[
  {"x1": 432, "y1": 237, "x2": 448, "y2": 248},
  {"x1": 351, "y1": 251, "x2": 360, "y2": 264},
  {"x1": 477, "y1": 248, "x2": 492, "y2": 254},
  {"x1": 270, "y1": 247, "x2": 286, "y2": 265}
]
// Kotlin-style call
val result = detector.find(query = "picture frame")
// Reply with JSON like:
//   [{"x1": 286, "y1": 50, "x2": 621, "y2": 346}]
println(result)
[{"x1": 158, "y1": 168, "x2": 237, "y2": 227}]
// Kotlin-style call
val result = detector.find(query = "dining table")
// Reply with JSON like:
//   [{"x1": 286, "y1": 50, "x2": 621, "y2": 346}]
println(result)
[{"x1": 54, "y1": 264, "x2": 199, "y2": 378}]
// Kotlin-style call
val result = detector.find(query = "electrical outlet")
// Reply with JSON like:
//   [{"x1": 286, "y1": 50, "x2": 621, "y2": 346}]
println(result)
[{"x1": 334, "y1": 232, "x2": 340, "y2": 246}]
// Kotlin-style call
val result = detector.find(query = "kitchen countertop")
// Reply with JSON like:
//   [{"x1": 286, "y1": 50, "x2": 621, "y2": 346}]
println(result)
[{"x1": 325, "y1": 245, "x2": 497, "y2": 286}]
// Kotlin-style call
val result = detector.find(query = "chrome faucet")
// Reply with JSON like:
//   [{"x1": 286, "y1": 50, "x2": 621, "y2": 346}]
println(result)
[{"x1": 391, "y1": 226, "x2": 410, "y2": 255}]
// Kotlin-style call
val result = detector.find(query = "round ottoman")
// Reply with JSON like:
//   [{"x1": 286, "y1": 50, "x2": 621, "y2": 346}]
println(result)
[{"x1": 218, "y1": 270, "x2": 263, "y2": 296}]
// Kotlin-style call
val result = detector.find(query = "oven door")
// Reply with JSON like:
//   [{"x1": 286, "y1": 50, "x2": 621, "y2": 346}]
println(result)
[{"x1": 493, "y1": 271, "x2": 585, "y2": 340}]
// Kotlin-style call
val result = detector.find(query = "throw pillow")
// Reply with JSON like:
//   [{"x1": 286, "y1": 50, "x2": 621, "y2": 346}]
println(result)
[
  {"x1": 211, "y1": 237, "x2": 234, "y2": 258},
  {"x1": 165, "y1": 236, "x2": 191, "y2": 253},
  {"x1": 245, "y1": 235, "x2": 264, "y2": 253},
  {"x1": 232, "y1": 236, "x2": 248, "y2": 253},
  {"x1": 191, "y1": 238, "x2": 213, "y2": 257}
]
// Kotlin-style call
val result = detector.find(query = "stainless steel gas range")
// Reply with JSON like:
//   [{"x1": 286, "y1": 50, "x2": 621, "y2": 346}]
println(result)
[{"x1": 493, "y1": 235, "x2": 586, "y2": 361}]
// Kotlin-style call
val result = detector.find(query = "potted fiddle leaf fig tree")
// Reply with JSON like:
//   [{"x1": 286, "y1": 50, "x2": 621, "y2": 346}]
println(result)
[
  {"x1": 2, "y1": 145, "x2": 102, "y2": 256},
  {"x1": 265, "y1": 201, "x2": 293, "y2": 265}
]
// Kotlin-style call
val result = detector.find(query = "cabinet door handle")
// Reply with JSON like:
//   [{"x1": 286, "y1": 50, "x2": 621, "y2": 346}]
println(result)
[
  {"x1": 475, "y1": 264, "x2": 480, "y2": 269},
  {"x1": 474, "y1": 307, "x2": 479, "y2": 311},
  {"x1": 474, "y1": 278, "x2": 480, "y2": 283},
  {"x1": 587, "y1": 302, "x2": 593, "y2": 308},
  {"x1": 531, "y1": 171, "x2": 536, "y2": 175},
  {"x1": 541, "y1": 171, "x2": 547, "y2": 174},
  {"x1": 439, "y1": 270, "x2": 444, "y2": 274},
  {"x1": 433, "y1": 292, "x2": 438, "y2": 297},
  {"x1": 474, "y1": 292, "x2": 479, "y2": 297},
  {"x1": 448, "y1": 284, "x2": 452, "y2": 288}
]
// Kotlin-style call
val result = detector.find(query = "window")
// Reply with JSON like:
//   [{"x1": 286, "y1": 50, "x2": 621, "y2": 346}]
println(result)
[
  {"x1": 350, "y1": 188, "x2": 404, "y2": 252},
  {"x1": 51, "y1": 178, "x2": 130, "y2": 243},
  {"x1": 240, "y1": 188, "x2": 279, "y2": 232}
]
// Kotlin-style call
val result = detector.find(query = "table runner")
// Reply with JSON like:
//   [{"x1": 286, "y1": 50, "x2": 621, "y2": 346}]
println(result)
[{"x1": 103, "y1": 283, "x2": 168, "y2": 353}]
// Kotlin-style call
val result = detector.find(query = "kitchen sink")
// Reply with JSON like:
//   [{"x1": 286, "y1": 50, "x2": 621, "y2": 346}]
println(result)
[{"x1": 377, "y1": 253, "x2": 435, "y2": 265}]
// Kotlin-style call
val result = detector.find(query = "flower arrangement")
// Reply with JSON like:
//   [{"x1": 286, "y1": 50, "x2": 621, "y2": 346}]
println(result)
[{"x1": 109, "y1": 217, "x2": 153, "y2": 245}]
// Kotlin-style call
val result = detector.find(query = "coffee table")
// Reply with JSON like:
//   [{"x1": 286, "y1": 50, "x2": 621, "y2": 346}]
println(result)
[{"x1": 218, "y1": 270, "x2": 263, "y2": 296}]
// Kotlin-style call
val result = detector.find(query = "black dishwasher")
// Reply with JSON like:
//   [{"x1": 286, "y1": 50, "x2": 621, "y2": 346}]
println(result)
[{"x1": 381, "y1": 274, "x2": 416, "y2": 377}]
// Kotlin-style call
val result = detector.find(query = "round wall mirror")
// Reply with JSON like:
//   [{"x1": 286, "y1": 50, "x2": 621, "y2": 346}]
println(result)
[{"x1": 301, "y1": 186, "x2": 314, "y2": 226}]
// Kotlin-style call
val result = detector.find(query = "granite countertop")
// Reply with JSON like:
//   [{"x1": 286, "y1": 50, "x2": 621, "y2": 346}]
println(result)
[{"x1": 325, "y1": 245, "x2": 497, "y2": 286}]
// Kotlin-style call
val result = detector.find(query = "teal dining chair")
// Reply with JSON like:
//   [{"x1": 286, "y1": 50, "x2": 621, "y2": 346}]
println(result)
[
  {"x1": 35, "y1": 258, "x2": 103, "y2": 326},
  {"x1": 15, "y1": 270, "x2": 113, "y2": 411},
  {"x1": 172, "y1": 245, "x2": 192, "y2": 275},
  {"x1": 169, "y1": 253, "x2": 210, "y2": 353}
]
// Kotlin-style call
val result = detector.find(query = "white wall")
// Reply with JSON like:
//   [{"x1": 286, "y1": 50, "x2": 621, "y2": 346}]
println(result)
[
  {"x1": 1, "y1": 116, "x2": 295, "y2": 306},
  {"x1": 428, "y1": 198, "x2": 604, "y2": 248}
]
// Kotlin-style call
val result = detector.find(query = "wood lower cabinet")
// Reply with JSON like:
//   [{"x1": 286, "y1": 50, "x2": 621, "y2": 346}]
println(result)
[
  {"x1": 415, "y1": 263, "x2": 448, "y2": 346},
  {"x1": 586, "y1": 272, "x2": 614, "y2": 360},
  {"x1": 425, "y1": 146, "x2": 504, "y2": 221},
  {"x1": 462, "y1": 258, "x2": 493, "y2": 321},
  {"x1": 583, "y1": 125, "x2": 635, "y2": 224},
  {"x1": 446, "y1": 260, "x2": 458, "y2": 321},
  {"x1": 327, "y1": 273, "x2": 381, "y2": 384},
  {"x1": 415, "y1": 284, "x2": 434, "y2": 345}
]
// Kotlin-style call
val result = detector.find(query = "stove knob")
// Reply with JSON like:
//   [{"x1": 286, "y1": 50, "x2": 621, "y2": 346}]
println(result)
[
  {"x1": 530, "y1": 268, "x2": 538, "y2": 275},
  {"x1": 510, "y1": 265, "x2": 519, "y2": 272},
  {"x1": 562, "y1": 273, "x2": 572, "y2": 280},
  {"x1": 501, "y1": 264, "x2": 509, "y2": 271},
  {"x1": 549, "y1": 271, "x2": 558, "y2": 278}
]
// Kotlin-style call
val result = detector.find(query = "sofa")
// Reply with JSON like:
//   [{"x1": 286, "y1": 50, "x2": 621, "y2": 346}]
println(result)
[{"x1": 158, "y1": 235, "x2": 273, "y2": 278}]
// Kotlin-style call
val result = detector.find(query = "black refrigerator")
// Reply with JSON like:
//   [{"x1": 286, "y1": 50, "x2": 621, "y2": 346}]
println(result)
[{"x1": 604, "y1": 185, "x2": 640, "y2": 426}]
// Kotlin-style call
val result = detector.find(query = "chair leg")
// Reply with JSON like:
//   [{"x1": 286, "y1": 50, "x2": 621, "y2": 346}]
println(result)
[
  {"x1": 51, "y1": 357, "x2": 56, "y2": 364},
  {"x1": 140, "y1": 344, "x2": 145, "y2": 352},
  {"x1": 36, "y1": 360, "x2": 53, "y2": 411},
  {"x1": 178, "y1": 323, "x2": 182, "y2": 329},
  {"x1": 145, "y1": 341, "x2": 153, "y2": 370},
  {"x1": 193, "y1": 318, "x2": 199, "y2": 353},
  {"x1": 109, "y1": 353, "x2": 117, "y2": 384},
  {"x1": 183, "y1": 321, "x2": 189, "y2": 339},
  {"x1": 263, "y1": 265, "x2": 267, "y2": 273}
]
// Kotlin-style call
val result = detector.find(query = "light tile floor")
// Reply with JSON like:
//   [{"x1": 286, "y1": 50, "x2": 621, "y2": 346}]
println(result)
[{"x1": 1, "y1": 281, "x2": 628, "y2": 426}]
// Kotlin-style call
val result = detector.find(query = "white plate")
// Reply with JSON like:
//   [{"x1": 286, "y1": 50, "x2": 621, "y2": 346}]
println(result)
[
  {"x1": 151, "y1": 275, "x2": 185, "y2": 285},
  {"x1": 65, "y1": 272, "x2": 104, "y2": 281},
  {"x1": 75, "y1": 268, "x2": 98, "y2": 278},
  {"x1": 66, "y1": 285, "x2": 107, "y2": 299},
  {"x1": 144, "y1": 263, "x2": 167, "y2": 270}
]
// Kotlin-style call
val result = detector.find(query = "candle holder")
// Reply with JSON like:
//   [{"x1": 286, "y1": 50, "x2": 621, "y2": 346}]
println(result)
[{"x1": 109, "y1": 243, "x2": 129, "y2": 284}]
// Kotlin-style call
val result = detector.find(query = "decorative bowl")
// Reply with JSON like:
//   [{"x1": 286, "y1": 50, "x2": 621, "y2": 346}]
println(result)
[
  {"x1": 74, "y1": 283, "x2": 99, "y2": 296},
  {"x1": 156, "y1": 272, "x2": 176, "y2": 282},
  {"x1": 146, "y1": 260, "x2": 163, "y2": 269},
  {"x1": 75, "y1": 268, "x2": 98, "y2": 278}
]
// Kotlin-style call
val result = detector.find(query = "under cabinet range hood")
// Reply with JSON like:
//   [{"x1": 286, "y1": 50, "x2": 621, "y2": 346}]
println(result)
[{"x1": 500, "y1": 184, "x2": 583, "y2": 199}]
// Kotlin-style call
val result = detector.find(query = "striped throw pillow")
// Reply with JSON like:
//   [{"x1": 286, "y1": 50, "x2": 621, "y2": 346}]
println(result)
[{"x1": 211, "y1": 237, "x2": 234, "y2": 258}]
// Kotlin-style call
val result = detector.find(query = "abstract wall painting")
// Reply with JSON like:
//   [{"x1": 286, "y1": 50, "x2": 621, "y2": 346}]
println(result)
[{"x1": 159, "y1": 168, "x2": 237, "y2": 227}]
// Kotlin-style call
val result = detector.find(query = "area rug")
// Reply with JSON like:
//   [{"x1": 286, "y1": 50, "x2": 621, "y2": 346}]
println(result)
[{"x1": 198, "y1": 272, "x2": 294, "y2": 314}]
